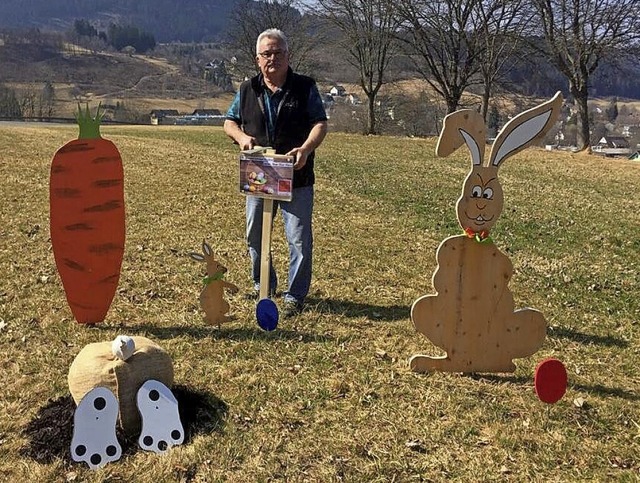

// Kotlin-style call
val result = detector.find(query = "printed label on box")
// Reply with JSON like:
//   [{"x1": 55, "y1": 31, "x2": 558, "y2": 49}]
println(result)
[{"x1": 239, "y1": 152, "x2": 294, "y2": 201}]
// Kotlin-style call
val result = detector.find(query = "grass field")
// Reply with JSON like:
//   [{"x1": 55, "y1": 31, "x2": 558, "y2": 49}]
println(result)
[{"x1": 0, "y1": 123, "x2": 638, "y2": 482}]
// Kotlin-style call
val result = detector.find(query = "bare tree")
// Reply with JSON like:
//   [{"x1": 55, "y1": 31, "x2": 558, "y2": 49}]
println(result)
[
  {"x1": 314, "y1": 0, "x2": 402, "y2": 134},
  {"x1": 226, "y1": 0, "x2": 319, "y2": 79},
  {"x1": 20, "y1": 88, "x2": 37, "y2": 118},
  {"x1": 475, "y1": 0, "x2": 530, "y2": 122},
  {"x1": 38, "y1": 81, "x2": 55, "y2": 118},
  {"x1": 395, "y1": 0, "x2": 485, "y2": 114},
  {"x1": 530, "y1": 0, "x2": 640, "y2": 151}
]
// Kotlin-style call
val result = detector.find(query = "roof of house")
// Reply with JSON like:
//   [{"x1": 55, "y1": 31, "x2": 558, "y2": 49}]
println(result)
[
  {"x1": 150, "y1": 109, "x2": 179, "y2": 117},
  {"x1": 599, "y1": 136, "x2": 630, "y2": 148},
  {"x1": 191, "y1": 109, "x2": 222, "y2": 116}
]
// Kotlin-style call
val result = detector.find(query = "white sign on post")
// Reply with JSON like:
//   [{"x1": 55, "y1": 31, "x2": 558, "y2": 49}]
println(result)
[{"x1": 239, "y1": 148, "x2": 294, "y2": 202}]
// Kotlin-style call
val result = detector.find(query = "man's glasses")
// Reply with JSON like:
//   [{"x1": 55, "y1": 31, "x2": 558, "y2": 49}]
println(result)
[{"x1": 258, "y1": 50, "x2": 286, "y2": 59}]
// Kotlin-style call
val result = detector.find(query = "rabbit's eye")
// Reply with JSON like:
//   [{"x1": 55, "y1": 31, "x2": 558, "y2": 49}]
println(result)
[
  {"x1": 482, "y1": 188, "x2": 494, "y2": 199},
  {"x1": 471, "y1": 186, "x2": 482, "y2": 197}
]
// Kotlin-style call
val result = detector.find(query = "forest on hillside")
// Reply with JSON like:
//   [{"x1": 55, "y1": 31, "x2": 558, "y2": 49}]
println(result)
[{"x1": 0, "y1": 0, "x2": 235, "y2": 43}]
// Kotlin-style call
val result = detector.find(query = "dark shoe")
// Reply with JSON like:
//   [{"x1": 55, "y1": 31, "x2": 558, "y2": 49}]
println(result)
[{"x1": 282, "y1": 300, "x2": 304, "y2": 318}]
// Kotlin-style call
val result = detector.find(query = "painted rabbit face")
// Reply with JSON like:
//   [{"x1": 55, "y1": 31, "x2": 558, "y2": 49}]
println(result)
[
  {"x1": 437, "y1": 92, "x2": 563, "y2": 237},
  {"x1": 457, "y1": 166, "x2": 503, "y2": 233},
  {"x1": 206, "y1": 259, "x2": 227, "y2": 278},
  {"x1": 190, "y1": 240, "x2": 227, "y2": 278}
]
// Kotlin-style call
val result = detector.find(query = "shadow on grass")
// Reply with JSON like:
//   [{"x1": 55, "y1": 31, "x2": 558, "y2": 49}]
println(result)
[
  {"x1": 547, "y1": 326, "x2": 628, "y2": 348},
  {"x1": 469, "y1": 374, "x2": 639, "y2": 401},
  {"x1": 20, "y1": 385, "x2": 227, "y2": 465},
  {"x1": 305, "y1": 296, "x2": 410, "y2": 321},
  {"x1": 100, "y1": 322, "x2": 338, "y2": 344},
  {"x1": 571, "y1": 383, "x2": 639, "y2": 401}
]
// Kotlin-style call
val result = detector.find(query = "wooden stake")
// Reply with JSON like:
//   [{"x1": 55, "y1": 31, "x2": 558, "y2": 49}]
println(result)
[{"x1": 259, "y1": 198, "x2": 274, "y2": 300}]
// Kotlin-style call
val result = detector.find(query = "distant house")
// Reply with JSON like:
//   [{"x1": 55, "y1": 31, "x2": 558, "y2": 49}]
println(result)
[
  {"x1": 597, "y1": 135, "x2": 630, "y2": 149},
  {"x1": 322, "y1": 94, "x2": 335, "y2": 108},
  {"x1": 174, "y1": 108, "x2": 226, "y2": 126},
  {"x1": 347, "y1": 94, "x2": 362, "y2": 105},
  {"x1": 330, "y1": 85, "x2": 346, "y2": 97},
  {"x1": 150, "y1": 109, "x2": 179, "y2": 125},
  {"x1": 191, "y1": 109, "x2": 222, "y2": 117},
  {"x1": 621, "y1": 125, "x2": 640, "y2": 138},
  {"x1": 203, "y1": 59, "x2": 233, "y2": 91},
  {"x1": 592, "y1": 135, "x2": 631, "y2": 157}
]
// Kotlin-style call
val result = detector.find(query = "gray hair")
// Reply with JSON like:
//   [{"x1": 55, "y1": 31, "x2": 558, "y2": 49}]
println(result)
[{"x1": 256, "y1": 28, "x2": 289, "y2": 54}]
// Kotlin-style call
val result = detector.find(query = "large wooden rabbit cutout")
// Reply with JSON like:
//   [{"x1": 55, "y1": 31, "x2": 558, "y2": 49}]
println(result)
[
  {"x1": 190, "y1": 240, "x2": 239, "y2": 327},
  {"x1": 411, "y1": 92, "x2": 563, "y2": 373}
]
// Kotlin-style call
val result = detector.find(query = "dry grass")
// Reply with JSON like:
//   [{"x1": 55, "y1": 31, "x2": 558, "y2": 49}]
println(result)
[{"x1": 0, "y1": 124, "x2": 639, "y2": 482}]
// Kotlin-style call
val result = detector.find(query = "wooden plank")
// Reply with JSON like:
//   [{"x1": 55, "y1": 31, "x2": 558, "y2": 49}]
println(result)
[
  {"x1": 259, "y1": 198, "x2": 274, "y2": 300},
  {"x1": 410, "y1": 235, "x2": 546, "y2": 373}
]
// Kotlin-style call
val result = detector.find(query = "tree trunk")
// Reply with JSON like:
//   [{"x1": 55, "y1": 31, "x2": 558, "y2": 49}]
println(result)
[
  {"x1": 367, "y1": 93, "x2": 377, "y2": 135},
  {"x1": 571, "y1": 85, "x2": 590, "y2": 151},
  {"x1": 481, "y1": 81, "x2": 491, "y2": 123},
  {"x1": 445, "y1": 97, "x2": 459, "y2": 115}
]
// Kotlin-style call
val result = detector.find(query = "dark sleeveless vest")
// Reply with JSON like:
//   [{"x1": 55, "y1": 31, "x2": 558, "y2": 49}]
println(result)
[{"x1": 239, "y1": 68, "x2": 317, "y2": 188}]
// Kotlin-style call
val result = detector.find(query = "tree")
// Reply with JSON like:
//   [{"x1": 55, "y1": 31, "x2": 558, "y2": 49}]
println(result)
[
  {"x1": 226, "y1": 0, "x2": 320, "y2": 79},
  {"x1": 475, "y1": 0, "x2": 529, "y2": 122},
  {"x1": 0, "y1": 84, "x2": 22, "y2": 118},
  {"x1": 73, "y1": 19, "x2": 98, "y2": 38},
  {"x1": 107, "y1": 23, "x2": 156, "y2": 53},
  {"x1": 530, "y1": 0, "x2": 640, "y2": 151},
  {"x1": 605, "y1": 97, "x2": 618, "y2": 123},
  {"x1": 314, "y1": 0, "x2": 402, "y2": 134},
  {"x1": 487, "y1": 102, "x2": 500, "y2": 137},
  {"x1": 395, "y1": 0, "x2": 484, "y2": 114},
  {"x1": 387, "y1": 90, "x2": 444, "y2": 137},
  {"x1": 38, "y1": 81, "x2": 55, "y2": 118}
]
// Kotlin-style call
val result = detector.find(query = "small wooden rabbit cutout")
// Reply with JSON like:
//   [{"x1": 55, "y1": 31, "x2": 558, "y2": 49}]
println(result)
[
  {"x1": 411, "y1": 92, "x2": 563, "y2": 373},
  {"x1": 190, "y1": 240, "x2": 239, "y2": 327}
]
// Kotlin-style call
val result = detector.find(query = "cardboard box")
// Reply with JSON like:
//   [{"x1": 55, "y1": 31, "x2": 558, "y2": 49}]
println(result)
[{"x1": 239, "y1": 149, "x2": 294, "y2": 201}]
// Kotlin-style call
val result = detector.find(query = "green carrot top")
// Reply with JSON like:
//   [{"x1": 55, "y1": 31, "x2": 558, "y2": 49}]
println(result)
[{"x1": 75, "y1": 103, "x2": 104, "y2": 140}]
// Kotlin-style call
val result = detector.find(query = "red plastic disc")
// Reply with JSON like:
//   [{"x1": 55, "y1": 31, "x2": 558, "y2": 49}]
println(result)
[{"x1": 534, "y1": 358, "x2": 568, "y2": 404}]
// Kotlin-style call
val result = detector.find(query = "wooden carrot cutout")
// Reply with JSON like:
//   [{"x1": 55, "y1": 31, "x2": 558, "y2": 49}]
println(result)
[{"x1": 50, "y1": 104, "x2": 125, "y2": 324}]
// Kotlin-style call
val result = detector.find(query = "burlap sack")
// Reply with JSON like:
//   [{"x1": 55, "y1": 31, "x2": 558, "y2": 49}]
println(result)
[{"x1": 68, "y1": 336, "x2": 174, "y2": 436}]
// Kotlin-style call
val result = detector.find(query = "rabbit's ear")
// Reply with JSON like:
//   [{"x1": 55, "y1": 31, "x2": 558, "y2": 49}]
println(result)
[
  {"x1": 202, "y1": 240, "x2": 212, "y2": 257},
  {"x1": 436, "y1": 109, "x2": 486, "y2": 166},
  {"x1": 489, "y1": 91, "x2": 563, "y2": 168},
  {"x1": 190, "y1": 252, "x2": 205, "y2": 262}
]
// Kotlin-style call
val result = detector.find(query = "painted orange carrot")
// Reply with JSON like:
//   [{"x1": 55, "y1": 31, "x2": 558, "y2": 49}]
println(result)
[{"x1": 50, "y1": 104, "x2": 125, "y2": 324}]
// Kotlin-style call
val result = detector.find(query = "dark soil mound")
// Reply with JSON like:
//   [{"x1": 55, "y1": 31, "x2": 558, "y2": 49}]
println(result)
[{"x1": 20, "y1": 385, "x2": 227, "y2": 465}]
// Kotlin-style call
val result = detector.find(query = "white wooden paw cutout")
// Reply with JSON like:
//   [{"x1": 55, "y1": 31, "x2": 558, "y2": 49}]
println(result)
[
  {"x1": 70, "y1": 387, "x2": 122, "y2": 469},
  {"x1": 136, "y1": 379, "x2": 184, "y2": 453}
]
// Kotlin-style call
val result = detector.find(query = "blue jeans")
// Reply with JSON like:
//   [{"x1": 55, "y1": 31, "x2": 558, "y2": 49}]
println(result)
[{"x1": 246, "y1": 185, "x2": 314, "y2": 305}]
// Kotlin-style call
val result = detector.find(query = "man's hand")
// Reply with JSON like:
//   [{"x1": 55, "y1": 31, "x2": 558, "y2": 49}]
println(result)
[
  {"x1": 223, "y1": 119, "x2": 256, "y2": 150},
  {"x1": 286, "y1": 147, "x2": 309, "y2": 170},
  {"x1": 238, "y1": 133, "x2": 257, "y2": 151}
]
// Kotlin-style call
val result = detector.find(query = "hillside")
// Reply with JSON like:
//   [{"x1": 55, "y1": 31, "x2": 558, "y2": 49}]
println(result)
[
  {"x1": 0, "y1": 38, "x2": 236, "y2": 119},
  {"x1": 1, "y1": 29, "x2": 639, "y2": 138},
  {"x1": 1, "y1": 0, "x2": 639, "y2": 104}
]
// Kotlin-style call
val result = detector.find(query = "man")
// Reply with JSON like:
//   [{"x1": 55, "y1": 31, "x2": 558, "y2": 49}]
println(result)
[{"x1": 224, "y1": 28, "x2": 328, "y2": 317}]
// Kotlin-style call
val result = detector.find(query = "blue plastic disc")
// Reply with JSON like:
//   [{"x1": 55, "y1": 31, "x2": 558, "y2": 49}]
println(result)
[{"x1": 256, "y1": 298, "x2": 279, "y2": 331}]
